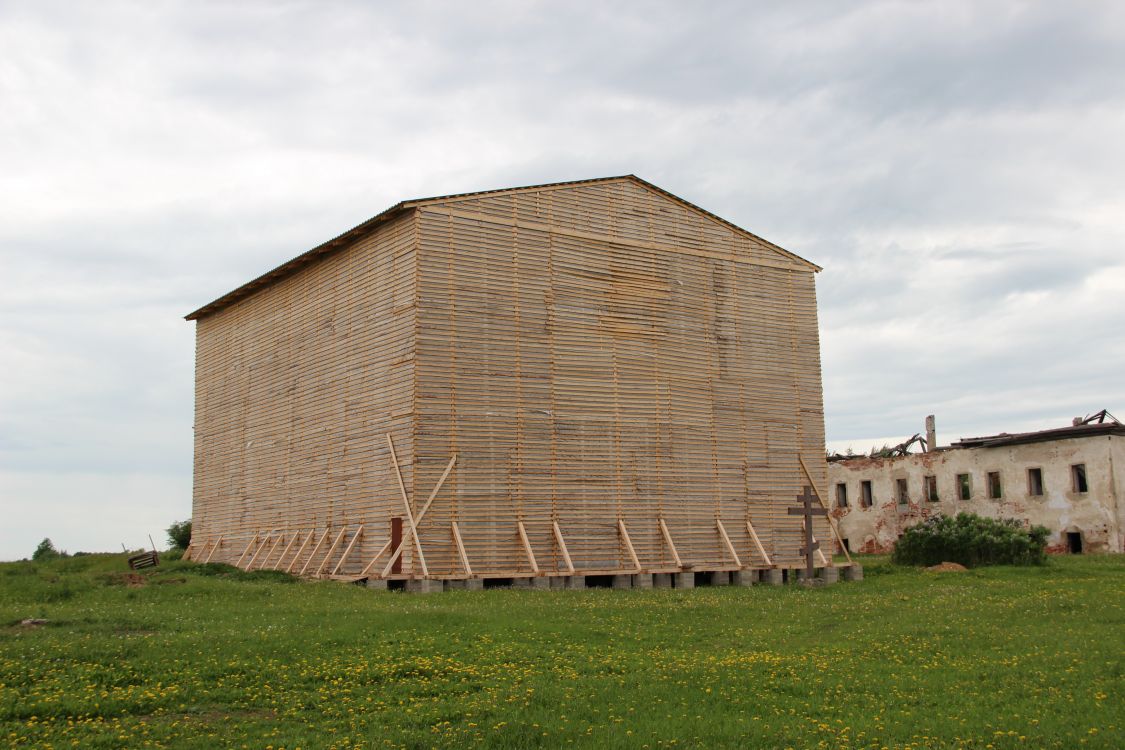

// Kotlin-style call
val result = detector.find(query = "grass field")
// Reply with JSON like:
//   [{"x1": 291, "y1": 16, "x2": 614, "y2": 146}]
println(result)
[{"x1": 1, "y1": 554, "x2": 1122, "y2": 749}]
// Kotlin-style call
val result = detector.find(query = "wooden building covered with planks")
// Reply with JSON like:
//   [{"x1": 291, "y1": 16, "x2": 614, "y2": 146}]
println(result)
[{"x1": 185, "y1": 175, "x2": 847, "y2": 588}]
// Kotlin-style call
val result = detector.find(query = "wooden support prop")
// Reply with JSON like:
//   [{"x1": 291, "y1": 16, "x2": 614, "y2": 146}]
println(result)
[
  {"x1": 552, "y1": 521, "x2": 575, "y2": 574},
  {"x1": 618, "y1": 519, "x2": 641, "y2": 572},
  {"x1": 244, "y1": 534, "x2": 271, "y2": 570},
  {"x1": 317, "y1": 527, "x2": 349, "y2": 577},
  {"x1": 385, "y1": 434, "x2": 429, "y2": 577},
  {"x1": 517, "y1": 521, "x2": 540, "y2": 574},
  {"x1": 275, "y1": 533, "x2": 300, "y2": 571},
  {"x1": 183, "y1": 542, "x2": 195, "y2": 562},
  {"x1": 799, "y1": 455, "x2": 853, "y2": 565},
  {"x1": 257, "y1": 534, "x2": 284, "y2": 570},
  {"x1": 287, "y1": 530, "x2": 315, "y2": 574},
  {"x1": 379, "y1": 444, "x2": 458, "y2": 578},
  {"x1": 659, "y1": 518, "x2": 683, "y2": 568},
  {"x1": 300, "y1": 528, "x2": 331, "y2": 577},
  {"x1": 745, "y1": 519, "x2": 772, "y2": 567},
  {"x1": 451, "y1": 522, "x2": 473, "y2": 576},
  {"x1": 416, "y1": 454, "x2": 458, "y2": 521},
  {"x1": 716, "y1": 519, "x2": 742, "y2": 568},
  {"x1": 359, "y1": 539, "x2": 393, "y2": 578},
  {"x1": 331, "y1": 526, "x2": 364, "y2": 576},
  {"x1": 234, "y1": 533, "x2": 259, "y2": 568},
  {"x1": 203, "y1": 535, "x2": 224, "y2": 564}
]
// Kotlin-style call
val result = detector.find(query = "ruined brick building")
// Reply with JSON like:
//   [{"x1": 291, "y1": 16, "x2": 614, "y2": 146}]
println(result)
[{"x1": 828, "y1": 411, "x2": 1125, "y2": 554}]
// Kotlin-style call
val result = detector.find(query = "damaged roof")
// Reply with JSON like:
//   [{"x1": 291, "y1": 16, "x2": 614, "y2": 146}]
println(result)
[{"x1": 951, "y1": 420, "x2": 1125, "y2": 449}]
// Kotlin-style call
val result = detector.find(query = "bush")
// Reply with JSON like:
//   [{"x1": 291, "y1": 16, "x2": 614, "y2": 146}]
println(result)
[
  {"x1": 32, "y1": 538, "x2": 64, "y2": 561},
  {"x1": 892, "y1": 512, "x2": 1049, "y2": 567},
  {"x1": 166, "y1": 520, "x2": 192, "y2": 550}
]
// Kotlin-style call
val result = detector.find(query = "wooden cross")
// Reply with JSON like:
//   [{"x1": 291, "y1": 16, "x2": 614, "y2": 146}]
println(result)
[{"x1": 788, "y1": 485, "x2": 827, "y2": 581}]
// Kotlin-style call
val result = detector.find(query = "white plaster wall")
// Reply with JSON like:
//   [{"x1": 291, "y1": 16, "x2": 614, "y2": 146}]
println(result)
[{"x1": 827, "y1": 435, "x2": 1121, "y2": 554}]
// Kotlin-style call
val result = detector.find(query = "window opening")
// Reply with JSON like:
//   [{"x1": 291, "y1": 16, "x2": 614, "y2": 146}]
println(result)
[
  {"x1": 1072, "y1": 464, "x2": 1088, "y2": 493},
  {"x1": 896, "y1": 478, "x2": 909, "y2": 505},
  {"x1": 988, "y1": 471, "x2": 1002, "y2": 500},
  {"x1": 836, "y1": 483, "x2": 848, "y2": 508},
  {"x1": 861, "y1": 481, "x2": 873, "y2": 507},
  {"x1": 957, "y1": 473, "x2": 972, "y2": 500},
  {"x1": 1027, "y1": 468, "x2": 1044, "y2": 496},
  {"x1": 924, "y1": 475, "x2": 938, "y2": 502}
]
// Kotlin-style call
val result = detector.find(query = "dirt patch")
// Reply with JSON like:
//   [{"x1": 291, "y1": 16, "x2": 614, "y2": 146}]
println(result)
[
  {"x1": 926, "y1": 562, "x2": 968, "y2": 572},
  {"x1": 100, "y1": 572, "x2": 148, "y2": 587},
  {"x1": 19, "y1": 618, "x2": 48, "y2": 628}
]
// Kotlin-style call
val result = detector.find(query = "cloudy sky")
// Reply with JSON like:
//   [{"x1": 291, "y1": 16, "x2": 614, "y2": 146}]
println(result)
[{"x1": 1, "y1": 1, "x2": 1122, "y2": 559}]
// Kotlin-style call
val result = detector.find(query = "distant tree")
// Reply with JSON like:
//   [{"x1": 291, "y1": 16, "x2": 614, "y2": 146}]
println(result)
[
  {"x1": 32, "y1": 538, "x2": 61, "y2": 561},
  {"x1": 167, "y1": 520, "x2": 192, "y2": 550}
]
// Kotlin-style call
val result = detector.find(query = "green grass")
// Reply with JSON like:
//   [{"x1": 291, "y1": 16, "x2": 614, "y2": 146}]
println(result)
[{"x1": 1, "y1": 554, "x2": 1122, "y2": 749}]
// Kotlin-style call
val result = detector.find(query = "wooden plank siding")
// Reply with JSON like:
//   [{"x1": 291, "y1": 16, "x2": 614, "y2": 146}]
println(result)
[
  {"x1": 190, "y1": 176, "x2": 829, "y2": 579},
  {"x1": 191, "y1": 211, "x2": 417, "y2": 574}
]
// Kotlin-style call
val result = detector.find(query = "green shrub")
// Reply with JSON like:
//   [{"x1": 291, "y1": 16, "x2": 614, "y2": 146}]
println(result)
[
  {"x1": 166, "y1": 520, "x2": 192, "y2": 550},
  {"x1": 32, "y1": 538, "x2": 63, "y2": 561},
  {"x1": 891, "y1": 512, "x2": 1049, "y2": 567}
]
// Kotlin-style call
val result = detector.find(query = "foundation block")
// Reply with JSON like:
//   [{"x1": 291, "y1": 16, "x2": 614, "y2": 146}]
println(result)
[
  {"x1": 464, "y1": 578, "x2": 484, "y2": 591},
  {"x1": 731, "y1": 570, "x2": 756, "y2": 587},
  {"x1": 844, "y1": 564, "x2": 864, "y2": 582},
  {"x1": 822, "y1": 566, "x2": 839, "y2": 584},
  {"x1": 763, "y1": 568, "x2": 783, "y2": 586},
  {"x1": 443, "y1": 579, "x2": 466, "y2": 591},
  {"x1": 511, "y1": 578, "x2": 532, "y2": 589},
  {"x1": 531, "y1": 577, "x2": 550, "y2": 590},
  {"x1": 709, "y1": 571, "x2": 731, "y2": 586},
  {"x1": 652, "y1": 573, "x2": 673, "y2": 588},
  {"x1": 565, "y1": 576, "x2": 585, "y2": 589},
  {"x1": 673, "y1": 571, "x2": 695, "y2": 589},
  {"x1": 633, "y1": 573, "x2": 653, "y2": 589},
  {"x1": 406, "y1": 579, "x2": 436, "y2": 594},
  {"x1": 365, "y1": 578, "x2": 388, "y2": 590},
  {"x1": 612, "y1": 574, "x2": 633, "y2": 590}
]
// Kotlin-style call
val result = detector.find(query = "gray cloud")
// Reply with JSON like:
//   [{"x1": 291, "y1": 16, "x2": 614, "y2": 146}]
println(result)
[{"x1": 1, "y1": 0, "x2": 1122, "y2": 558}]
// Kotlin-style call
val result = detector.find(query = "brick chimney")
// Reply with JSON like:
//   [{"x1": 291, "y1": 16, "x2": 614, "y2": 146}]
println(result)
[{"x1": 925, "y1": 415, "x2": 937, "y2": 452}]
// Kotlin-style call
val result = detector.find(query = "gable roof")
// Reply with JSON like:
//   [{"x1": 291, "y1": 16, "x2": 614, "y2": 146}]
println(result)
[{"x1": 185, "y1": 175, "x2": 819, "y2": 321}]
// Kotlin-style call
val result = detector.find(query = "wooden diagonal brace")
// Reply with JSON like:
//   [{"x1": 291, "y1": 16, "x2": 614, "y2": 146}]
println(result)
[
  {"x1": 799, "y1": 455, "x2": 853, "y2": 565},
  {"x1": 332, "y1": 526, "x2": 364, "y2": 576},
  {"x1": 659, "y1": 518, "x2": 682, "y2": 568},
  {"x1": 275, "y1": 532, "x2": 300, "y2": 571},
  {"x1": 359, "y1": 539, "x2": 394, "y2": 578},
  {"x1": 244, "y1": 534, "x2": 272, "y2": 570},
  {"x1": 317, "y1": 527, "x2": 349, "y2": 577},
  {"x1": 618, "y1": 519, "x2": 641, "y2": 572},
  {"x1": 517, "y1": 521, "x2": 539, "y2": 574},
  {"x1": 287, "y1": 530, "x2": 315, "y2": 574},
  {"x1": 203, "y1": 535, "x2": 223, "y2": 564},
  {"x1": 552, "y1": 521, "x2": 575, "y2": 574},
  {"x1": 257, "y1": 534, "x2": 284, "y2": 570},
  {"x1": 299, "y1": 528, "x2": 331, "y2": 577},
  {"x1": 384, "y1": 434, "x2": 429, "y2": 577},
  {"x1": 234, "y1": 533, "x2": 259, "y2": 568},
  {"x1": 716, "y1": 519, "x2": 742, "y2": 568},
  {"x1": 745, "y1": 519, "x2": 772, "y2": 567},
  {"x1": 380, "y1": 446, "x2": 459, "y2": 578},
  {"x1": 451, "y1": 522, "x2": 473, "y2": 576}
]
